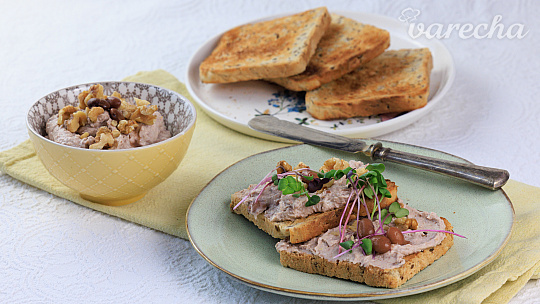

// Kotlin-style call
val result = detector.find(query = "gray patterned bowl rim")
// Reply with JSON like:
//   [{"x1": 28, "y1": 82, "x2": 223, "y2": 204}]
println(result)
[{"x1": 26, "y1": 81, "x2": 197, "y2": 153}]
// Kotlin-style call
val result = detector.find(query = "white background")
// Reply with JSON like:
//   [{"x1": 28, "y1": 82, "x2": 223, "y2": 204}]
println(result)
[{"x1": 0, "y1": 0, "x2": 538, "y2": 303}]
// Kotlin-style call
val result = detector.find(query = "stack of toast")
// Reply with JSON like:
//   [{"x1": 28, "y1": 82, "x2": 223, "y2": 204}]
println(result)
[{"x1": 199, "y1": 7, "x2": 433, "y2": 120}]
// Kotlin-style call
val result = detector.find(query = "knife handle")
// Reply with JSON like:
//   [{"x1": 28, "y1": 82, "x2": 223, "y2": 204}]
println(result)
[{"x1": 370, "y1": 143, "x2": 510, "y2": 190}]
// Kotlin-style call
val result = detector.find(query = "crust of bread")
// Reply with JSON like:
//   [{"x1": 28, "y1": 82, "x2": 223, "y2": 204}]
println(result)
[
  {"x1": 199, "y1": 7, "x2": 331, "y2": 83},
  {"x1": 266, "y1": 14, "x2": 390, "y2": 91},
  {"x1": 278, "y1": 217, "x2": 454, "y2": 288},
  {"x1": 231, "y1": 181, "x2": 398, "y2": 244},
  {"x1": 305, "y1": 48, "x2": 433, "y2": 120}
]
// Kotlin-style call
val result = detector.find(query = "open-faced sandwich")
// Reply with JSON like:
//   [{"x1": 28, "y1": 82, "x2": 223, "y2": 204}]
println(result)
[
  {"x1": 231, "y1": 158, "x2": 398, "y2": 244},
  {"x1": 231, "y1": 158, "x2": 462, "y2": 288}
]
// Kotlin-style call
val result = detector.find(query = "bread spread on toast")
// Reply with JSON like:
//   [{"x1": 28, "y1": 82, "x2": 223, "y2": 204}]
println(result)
[
  {"x1": 231, "y1": 158, "x2": 398, "y2": 243},
  {"x1": 276, "y1": 204, "x2": 447, "y2": 269}
]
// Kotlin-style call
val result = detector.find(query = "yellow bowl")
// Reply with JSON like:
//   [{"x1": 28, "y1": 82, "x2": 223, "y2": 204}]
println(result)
[{"x1": 26, "y1": 82, "x2": 196, "y2": 206}]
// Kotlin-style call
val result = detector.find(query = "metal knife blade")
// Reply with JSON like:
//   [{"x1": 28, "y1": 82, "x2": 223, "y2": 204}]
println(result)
[{"x1": 248, "y1": 115, "x2": 510, "y2": 190}]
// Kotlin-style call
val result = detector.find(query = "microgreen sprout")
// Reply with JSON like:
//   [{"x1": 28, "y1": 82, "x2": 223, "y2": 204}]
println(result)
[
  {"x1": 376, "y1": 202, "x2": 409, "y2": 225},
  {"x1": 339, "y1": 240, "x2": 354, "y2": 250},
  {"x1": 360, "y1": 238, "x2": 373, "y2": 255}
]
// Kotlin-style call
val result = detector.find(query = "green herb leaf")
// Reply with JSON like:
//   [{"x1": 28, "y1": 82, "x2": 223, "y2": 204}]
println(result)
[
  {"x1": 305, "y1": 194, "x2": 320, "y2": 207},
  {"x1": 272, "y1": 174, "x2": 279, "y2": 186},
  {"x1": 394, "y1": 208, "x2": 410, "y2": 218},
  {"x1": 333, "y1": 170, "x2": 345, "y2": 180},
  {"x1": 361, "y1": 238, "x2": 373, "y2": 255},
  {"x1": 303, "y1": 175, "x2": 314, "y2": 181},
  {"x1": 363, "y1": 187, "x2": 374, "y2": 199},
  {"x1": 366, "y1": 163, "x2": 385, "y2": 173},
  {"x1": 378, "y1": 209, "x2": 392, "y2": 224},
  {"x1": 339, "y1": 240, "x2": 354, "y2": 250},
  {"x1": 323, "y1": 169, "x2": 337, "y2": 179},
  {"x1": 278, "y1": 176, "x2": 303, "y2": 195},
  {"x1": 379, "y1": 187, "x2": 392, "y2": 198},
  {"x1": 389, "y1": 201, "x2": 401, "y2": 213}
]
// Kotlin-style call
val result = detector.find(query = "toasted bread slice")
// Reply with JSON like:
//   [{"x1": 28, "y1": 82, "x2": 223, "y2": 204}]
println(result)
[
  {"x1": 305, "y1": 48, "x2": 433, "y2": 120},
  {"x1": 266, "y1": 14, "x2": 390, "y2": 91},
  {"x1": 277, "y1": 217, "x2": 454, "y2": 288},
  {"x1": 199, "y1": 7, "x2": 331, "y2": 83},
  {"x1": 230, "y1": 180, "x2": 398, "y2": 244}
]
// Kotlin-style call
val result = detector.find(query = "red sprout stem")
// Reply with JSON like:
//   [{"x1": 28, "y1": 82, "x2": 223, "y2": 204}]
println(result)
[
  {"x1": 402, "y1": 229, "x2": 467, "y2": 238},
  {"x1": 376, "y1": 213, "x2": 391, "y2": 234},
  {"x1": 367, "y1": 182, "x2": 384, "y2": 233},
  {"x1": 340, "y1": 195, "x2": 358, "y2": 244},
  {"x1": 338, "y1": 189, "x2": 356, "y2": 242},
  {"x1": 233, "y1": 169, "x2": 275, "y2": 210}
]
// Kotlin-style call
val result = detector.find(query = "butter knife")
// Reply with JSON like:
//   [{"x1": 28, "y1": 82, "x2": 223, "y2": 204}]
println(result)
[{"x1": 248, "y1": 115, "x2": 509, "y2": 190}]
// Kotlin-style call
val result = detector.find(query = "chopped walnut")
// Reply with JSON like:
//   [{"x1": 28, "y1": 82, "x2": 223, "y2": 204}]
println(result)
[
  {"x1": 119, "y1": 100, "x2": 137, "y2": 119},
  {"x1": 80, "y1": 132, "x2": 89, "y2": 139},
  {"x1": 394, "y1": 217, "x2": 419, "y2": 231},
  {"x1": 88, "y1": 84, "x2": 105, "y2": 99},
  {"x1": 111, "y1": 91, "x2": 122, "y2": 99},
  {"x1": 117, "y1": 119, "x2": 139, "y2": 134},
  {"x1": 276, "y1": 160, "x2": 292, "y2": 174},
  {"x1": 134, "y1": 98, "x2": 150, "y2": 106},
  {"x1": 66, "y1": 111, "x2": 87, "y2": 132},
  {"x1": 130, "y1": 104, "x2": 158, "y2": 125},
  {"x1": 294, "y1": 162, "x2": 309, "y2": 170},
  {"x1": 111, "y1": 130, "x2": 121, "y2": 138},
  {"x1": 78, "y1": 84, "x2": 105, "y2": 109},
  {"x1": 78, "y1": 91, "x2": 89, "y2": 109},
  {"x1": 87, "y1": 106, "x2": 105, "y2": 123},
  {"x1": 319, "y1": 158, "x2": 350, "y2": 173},
  {"x1": 89, "y1": 127, "x2": 115, "y2": 149},
  {"x1": 57, "y1": 105, "x2": 78, "y2": 125}
]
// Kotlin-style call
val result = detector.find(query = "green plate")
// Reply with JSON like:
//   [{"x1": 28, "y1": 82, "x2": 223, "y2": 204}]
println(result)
[{"x1": 186, "y1": 142, "x2": 514, "y2": 301}]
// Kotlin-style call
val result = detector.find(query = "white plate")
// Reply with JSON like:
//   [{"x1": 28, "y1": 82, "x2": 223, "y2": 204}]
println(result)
[{"x1": 186, "y1": 11, "x2": 455, "y2": 143}]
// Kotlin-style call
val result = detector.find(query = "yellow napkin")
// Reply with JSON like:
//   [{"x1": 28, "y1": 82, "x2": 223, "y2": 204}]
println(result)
[{"x1": 0, "y1": 70, "x2": 538, "y2": 303}]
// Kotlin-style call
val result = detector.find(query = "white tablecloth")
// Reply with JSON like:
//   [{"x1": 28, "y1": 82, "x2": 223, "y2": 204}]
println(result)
[{"x1": 1, "y1": 0, "x2": 538, "y2": 303}]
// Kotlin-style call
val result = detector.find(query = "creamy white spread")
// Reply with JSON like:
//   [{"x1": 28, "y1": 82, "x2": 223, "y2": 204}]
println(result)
[
  {"x1": 46, "y1": 111, "x2": 170, "y2": 149},
  {"x1": 238, "y1": 160, "x2": 367, "y2": 222},
  {"x1": 275, "y1": 204, "x2": 447, "y2": 270}
]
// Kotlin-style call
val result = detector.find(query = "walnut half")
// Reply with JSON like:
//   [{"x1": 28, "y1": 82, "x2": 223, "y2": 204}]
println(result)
[
  {"x1": 319, "y1": 158, "x2": 349, "y2": 173},
  {"x1": 66, "y1": 111, "x2": 87, "y2": 132},
  {"x1": 89, "y1": 127, "x2": 115, "y2": 150},
  {"x1": 57, "y1": 105, "x2": 78, "y2": 125}
]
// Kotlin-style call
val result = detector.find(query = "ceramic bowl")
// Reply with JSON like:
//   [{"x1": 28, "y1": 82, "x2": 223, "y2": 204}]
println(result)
[{"x1": 26, "y1": 82, "x2": 197, "y2": 206}]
